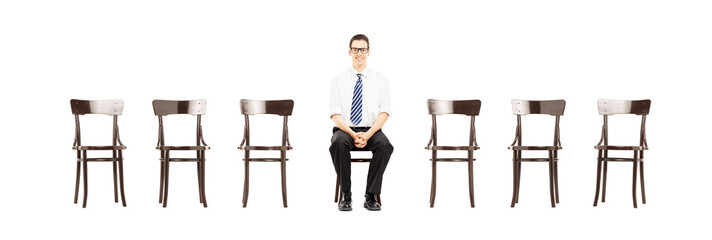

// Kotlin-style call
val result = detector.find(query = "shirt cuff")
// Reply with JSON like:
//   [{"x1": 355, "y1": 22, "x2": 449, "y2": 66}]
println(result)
[
  {"x1": 330, "y1": 108, "x2": 342, "y2": 118},
  {"x1": 379, "y1": 108, "x2": 391, "y2": 117}
]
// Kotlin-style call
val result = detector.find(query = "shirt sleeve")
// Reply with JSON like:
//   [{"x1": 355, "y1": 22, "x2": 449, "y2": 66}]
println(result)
[
  {"x1": 329, "y1": 75, "x2": 342, "y2": 117},
  {"x1": 378, "y1": 75, "x2": 392, "y2": 117}
]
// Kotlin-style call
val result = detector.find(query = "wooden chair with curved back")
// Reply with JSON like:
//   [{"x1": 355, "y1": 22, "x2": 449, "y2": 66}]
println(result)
[
  {"x1": 153, "y1": 99, "x2": 209, "y2": 208},
  {"x1": 508, "y1": 99, "x2": 565, "y2": 208},
  {"x1": 592, "y1": 99, "x2": 651, "y2": 208},
  {"x1": 238, "y1": 99, "x2": 294, "y2": 208},
  {"x1": 70, "y1": 99, "x2": 127, "y2": 208},
  {"x1": 424, "y1": 99, "x2": 481, "y2": 208}
]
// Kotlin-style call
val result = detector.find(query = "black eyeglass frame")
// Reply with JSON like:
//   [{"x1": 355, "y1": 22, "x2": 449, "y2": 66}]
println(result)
[{"x1": 350, "y1": 48, "x2": 370, "y2": 54}]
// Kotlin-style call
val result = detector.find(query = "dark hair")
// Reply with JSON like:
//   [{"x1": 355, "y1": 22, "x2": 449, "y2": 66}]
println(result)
[{"x1": 349, "y1": 34, "x2": 369, "y2": 48}]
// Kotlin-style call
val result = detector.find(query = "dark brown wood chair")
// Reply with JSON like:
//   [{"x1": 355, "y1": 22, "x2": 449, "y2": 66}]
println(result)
[
  {"x1": 70, "y1": 99, "x2": 127, "y2": 208},
  {"x1": 593, "y1": 99, "x2": 650, "y2": 208},
  {"x1": 424, "y1": 99, "x2": 481, "y2": 208},
  {"x1": 333, "y1": 148, "x2": 382, "y2": 206},
  {"x1": 238, "y1": 99, "x2": 294, "y2": 208},
  {"x1": 508, "y1": 99, "x2": 565, "y2": 208},
  {"x1": 153, "y1": 99, "x2": 209, "y2": 208}
]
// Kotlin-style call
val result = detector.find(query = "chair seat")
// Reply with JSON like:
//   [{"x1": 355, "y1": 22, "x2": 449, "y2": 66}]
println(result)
[
  {"x1": 601, "y1": 157, "x2": 644, "y2": 162},
  {"x1": 508, "y1": 146, "x2": 562, "y2": 150},
  {"x1": 243, "y1": 158, "x2": 290, "y2": 162},
  {"x1": 238, "y1": 146, "x2": 292, "y2": 150},
  {"x1": 350, "y1": 158, "x2": 372, "y2": 162},
  {"x1": 425, "y1": 146, "x2": 479, "y2": 151},
  {"x1": 430, "y1": 158, "x2": 478, "y2": 162},
  {"x1": 76, "y1": 157, "x2": 122, "y2": 162},
  {"x1": 520, "y1": 157, "x2": 559, "y2": 162},
  {"x1": 73, "y1": 145, "x2": 127, "y2": 150},
  {"x1": 158, "y1": 158, "x2": 206, "y2": 162},
  {"x1": 594, "y1": 145, "x2": 647, "y2": 150},
  {"x1": 157, "y1": 146, "x2": 210, "y2": 150}
]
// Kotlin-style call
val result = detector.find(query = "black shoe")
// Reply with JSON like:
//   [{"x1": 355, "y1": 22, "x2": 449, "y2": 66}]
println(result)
[
  {"x1": 364, "y1": 193, "x2": 381, "y2": 211},
  {"x1": 338, "y1": 192, "x2": 352, "y2": 211}
]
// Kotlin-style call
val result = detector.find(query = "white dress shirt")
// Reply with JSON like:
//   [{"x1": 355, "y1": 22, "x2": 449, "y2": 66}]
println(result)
[{"x1": 329, "y1": 67, "x2": 391, "y2": 127}]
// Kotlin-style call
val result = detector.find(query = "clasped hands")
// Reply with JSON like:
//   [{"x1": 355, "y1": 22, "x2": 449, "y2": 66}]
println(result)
[{"x1": 351, "y1": 131, "x2": 373, "y2": 148}]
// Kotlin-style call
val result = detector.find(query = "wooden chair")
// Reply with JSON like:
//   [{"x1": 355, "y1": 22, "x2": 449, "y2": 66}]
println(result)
[
  {"x1": 238, "y1": 99, "x2": 294, "y2": 208},
  {"x1": 70, "y1": 99, "x2": 127, "y2": 208},
  {"x1": 333, "y1": 148, "x2": 382, "y2": 206},
  {"x1": 153, "y1": 99, "x2": 209, "y2": 208},
  {"x1": 424, "y1": 99, "x2": 481, "y2": 208},
  {"x1": 593, "y1": 99, "x2": 650, "y2": 208},
  {"x1": 508, "y1": 99, "x2": 565, "y2": 208}
]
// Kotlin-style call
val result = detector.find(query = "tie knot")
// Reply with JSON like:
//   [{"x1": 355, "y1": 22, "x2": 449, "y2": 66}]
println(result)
[{"x1": 357, "y1": 73, "x2": 362, "y2": 79}]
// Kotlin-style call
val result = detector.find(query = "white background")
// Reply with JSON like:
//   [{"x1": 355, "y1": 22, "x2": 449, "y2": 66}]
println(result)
[{"x1": 1, "y1": 0, "x2": 710, "y2": 239}]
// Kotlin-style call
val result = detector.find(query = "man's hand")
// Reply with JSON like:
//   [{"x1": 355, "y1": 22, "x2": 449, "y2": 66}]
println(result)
[
  {"x1": 353, "y1": 134, "x2": 366, "y2": 148},
  {"x1": 349, "y1": 132, "x2": 365, "y2": 148},
  {"x1": 353, "y1": 113, "x2": 388, "y2": 148},
  {"x1": 354, "y1": 132, "x2": 373, "y2": 148}
]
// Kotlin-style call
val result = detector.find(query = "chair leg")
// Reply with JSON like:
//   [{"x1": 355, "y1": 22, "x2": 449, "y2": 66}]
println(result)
[
  {"x1": 200, "y1": 155, "x2": 208, "y2": 208},
  {"x1": 334, "y1": 178, "x2": 340, "y2": 203},
  {"x1": 632, "y1": 151, "x2": 638, "y2": 208},
  {"x1": 554, "y1": 160, "x2": 560, "y2": 203},
  {"x1": 197, "y1": 161, "x2": 203, "y2": 204},
  {"x1": 429, "y1": 159, "x2": 434, "y2": 205},
  {"x1": 242, "y1": 157, "x2": 250, "y2": 208},
  {"x1": 118, "y1": 150, "x2": 127, "y2": 207},
  {"x1": 430, "y1": 151, "x2": 437, "y2": 208},
  {"x1": 159, "y1": 160, "x2": 164, "y2": 204},
  {"x1": 242, "y1": 169, "x2": 247, "y2": 206},
  {"x1": 593, "y1": 151, "x2": 603, "y2": 206},
  {"x1": 640, "y1": 159, "x2": 646, "y2": 204},
  {"x1": 74, "y1": 160, "x2": 81, "y2": 204},
  {"x1": 548, "y1": 151, "x2": 556, "y2": 208},
  {"x1": 82, "y1": 150, "x2": 88, "y2": 208},
  {"x1": 510, "y1": 151, "x2": 518, "y2": 208},
  {"x1": 468, "y1": 156, "x2": 475, "y2": 208},
  {"x1": 429, "y1": 177, "x2": 433, "y2": 204},
  {"x1": 162, "y1": 151, "x2": 170, "y2": 208},
  {"x1": 602, "y1": 159, "x2": 608, "y2": 202},
  {"x1": 113, "y1": 157, "x2": 119, "y2": 203},
  {"x1": 280, "y1": 154, "x2": 288, "y2": 208},
  {"x1": 516, "y1": 160, "x2": 521, "y2": 203}
]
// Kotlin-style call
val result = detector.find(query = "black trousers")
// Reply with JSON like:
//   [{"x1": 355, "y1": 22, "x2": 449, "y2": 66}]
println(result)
[{"x1": 330, "y1": 127, "x2": 394, "y2": 195}]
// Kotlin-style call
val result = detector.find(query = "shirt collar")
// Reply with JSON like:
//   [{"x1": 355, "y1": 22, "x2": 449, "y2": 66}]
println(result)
[{"x1": 350, "y1": 66, "x2": 368, "y2": 78}]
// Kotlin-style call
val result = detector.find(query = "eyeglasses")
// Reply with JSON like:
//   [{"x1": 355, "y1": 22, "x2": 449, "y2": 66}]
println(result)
[{"x1": 350, "y1": 48, "x2": 369, "y2": 54}]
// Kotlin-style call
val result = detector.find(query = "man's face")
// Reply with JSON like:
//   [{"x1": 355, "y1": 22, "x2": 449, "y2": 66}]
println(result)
[{"x1": 349, "y1": 40, "x2": 369, "y2": 67}]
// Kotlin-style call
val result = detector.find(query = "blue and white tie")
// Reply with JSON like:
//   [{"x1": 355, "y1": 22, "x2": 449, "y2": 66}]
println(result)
[{"x1": 350, "y1": 73, "x2": 363, "y2": 125}]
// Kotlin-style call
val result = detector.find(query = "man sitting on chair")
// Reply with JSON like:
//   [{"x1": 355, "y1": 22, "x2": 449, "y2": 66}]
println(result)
[{"x1": 329, "y1": 34, "x2": 394, "y2": 211}]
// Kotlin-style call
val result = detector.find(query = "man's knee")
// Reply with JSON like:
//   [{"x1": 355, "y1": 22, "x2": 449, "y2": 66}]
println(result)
[
  {"x1": 330, "y1": 131, "x2": 353, "y2": 150},
  {"x1": 381, "y1": 141, "x2": 394, "y2": 154},
  {"x1": 371, "y1": 136, "x2": 394, "y2": 153}
]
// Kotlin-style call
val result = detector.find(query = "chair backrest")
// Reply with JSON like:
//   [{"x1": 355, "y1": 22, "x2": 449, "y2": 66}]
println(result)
[
  {"x1": 152, "y1": 100, "x2": 208, "y2": 147},
  {"x1": 240, "y1": 99, "x2": 294, "y2": 148},
  {"x1": 511, "y1": 99, "x2": 565, "y2": 116},
  {"x1": 240, "y1": 99, "x2": 294, "y2": 116},
  {"x1": 596, "y1": 99, "x2": 650, "y2": 150},
  {"x1": 152, "y1": 99, "x2": 207, "y2": 116},
  {"x1": 427, "y1": 99, "x2": 481, "y2": 116},
  {"x1": 70, "y1": 99, "x2": 124, "y2": 147},
  {"x1": 71, "y1": 99, "x2": 124, "y2": 116},
  {"x1": 510, "y1": 99, "x2": 566, "y2": 148},
  {"x1": 427, "y1": 99, "x2": 481, "y2": 147},
  {"x1": 597, "y1": 99, "x2": 650, "y2": 116}
]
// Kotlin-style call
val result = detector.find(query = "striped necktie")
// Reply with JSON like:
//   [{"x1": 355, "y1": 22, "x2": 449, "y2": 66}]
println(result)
[{"x1": 350, "y1": 73, "x2": 363, "y2": 125}]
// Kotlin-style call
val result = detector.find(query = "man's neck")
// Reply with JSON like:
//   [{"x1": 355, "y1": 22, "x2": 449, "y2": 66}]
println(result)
[{"x1": 353, "y1": 64, "x2": 366, "y2": 73}]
